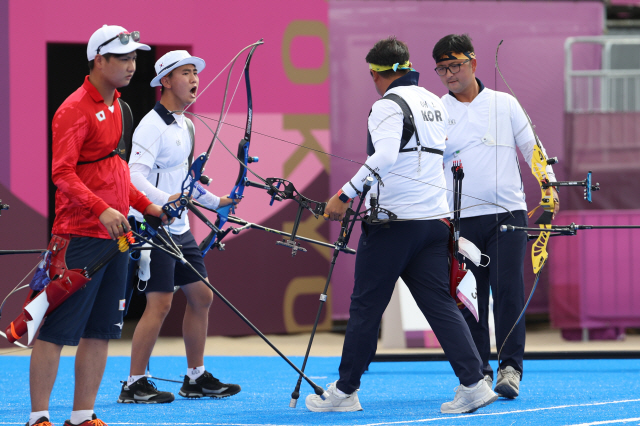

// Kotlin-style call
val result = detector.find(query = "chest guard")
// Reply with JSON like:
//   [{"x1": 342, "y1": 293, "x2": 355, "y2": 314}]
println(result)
[{"x1": 366, "y1": 93, "x2": 443, "y2": 157}]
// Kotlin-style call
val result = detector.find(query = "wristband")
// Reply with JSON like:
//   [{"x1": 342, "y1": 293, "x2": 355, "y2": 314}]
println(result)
[
  {"x1": 193, "y1": 180, "x2": 206, "y2": 200},
  {"x1": 338, "y1": 189, "x2": 352, "y2": 203}
]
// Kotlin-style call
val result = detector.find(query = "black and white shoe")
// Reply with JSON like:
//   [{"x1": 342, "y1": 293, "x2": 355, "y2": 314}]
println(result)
[
  {"x1": 179, "y1": 371, "x2": 241, "y2": 399},
  {"x1": 117, "y1": 377, "x2": 175, "y2": 404}
]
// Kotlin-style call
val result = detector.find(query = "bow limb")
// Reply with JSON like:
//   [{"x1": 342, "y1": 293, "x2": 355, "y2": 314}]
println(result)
[
  {"x1": 199, "y1": 40, "x2": 263, "y2": 256},
  {"x1": 161, "y1": 39, "x2": 264, "y2": 221},
  {"x1": 530, "y1": 145, "x2": 555, "y2": 274}
]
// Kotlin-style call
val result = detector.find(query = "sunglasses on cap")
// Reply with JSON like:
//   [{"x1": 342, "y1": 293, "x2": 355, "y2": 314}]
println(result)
[{"x1": 96, "y1": 31, "x2": 140, "y2": 55}]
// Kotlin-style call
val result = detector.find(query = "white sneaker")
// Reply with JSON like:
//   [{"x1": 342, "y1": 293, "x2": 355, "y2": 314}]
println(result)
[
  {"x1": 441, "y1": 379, "x2": 498, "y2": 414},
  {"x1": 484, "y1": 374, "x2": 493, "y2": 389},
  {"x1": 494, "y1": 366, "x2": 521, "y2": 398},
  {"x1": 305, "y1": 381, "x2": 363, "y2": 412}
]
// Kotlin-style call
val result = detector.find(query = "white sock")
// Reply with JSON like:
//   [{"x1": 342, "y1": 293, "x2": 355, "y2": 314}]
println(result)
[
  {"x1": 29, "y1": 411, "x2": 50, "y2": 426},
  {"x1": 128, "y1": 374, "x2": 145, "y2": 387},
  {"x1": 334, "y1": 384, "x2": 347, "y2": 395},
  {"x1": 69, "y1": 410, "x2": 93, "y2": 425},
  {"x1": 187, "y1": 365, "x2": 205, "y2": 380},
  {"x1": 466, "y1": 381, "x2": 479, "y2": 388}
]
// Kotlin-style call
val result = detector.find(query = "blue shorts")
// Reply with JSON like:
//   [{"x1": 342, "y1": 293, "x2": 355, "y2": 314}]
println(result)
[
  {"x1": 38, "y1": 236, "x2": 129, "y2": 346},
  {"x1": 143, "y1": 229, "x2": 208, "y2": 293}
]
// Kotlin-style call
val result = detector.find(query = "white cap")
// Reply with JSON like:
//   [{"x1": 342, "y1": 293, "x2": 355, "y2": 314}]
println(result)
[
  {"x1": 150, "y1": 50, "x2": 206, "y2": 87},
  {"x1": 87, "y1": 25, "x2": 150, "y2": 61}
]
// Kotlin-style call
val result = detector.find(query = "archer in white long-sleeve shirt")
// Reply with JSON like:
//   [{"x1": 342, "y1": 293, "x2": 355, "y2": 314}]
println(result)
[
  {"x1": 433, "y1": 34, "x2": 559, "y2": 399},
  {"x1": 120, "y1": 50, "x2": 240, "y2": 405}
]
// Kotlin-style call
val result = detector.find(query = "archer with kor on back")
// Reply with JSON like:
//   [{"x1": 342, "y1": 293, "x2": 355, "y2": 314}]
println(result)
[
  {"x1": 433, "y1": 33, "x2": 560, "y2": 399},
  {"x1": 120, "y1": 50, "x2": 240, "y2": 404}
]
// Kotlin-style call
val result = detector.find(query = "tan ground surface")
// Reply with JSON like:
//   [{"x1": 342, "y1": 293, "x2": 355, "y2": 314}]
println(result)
[{"x1": 3, "y1": 320, "x2": 638, "y2": 357}]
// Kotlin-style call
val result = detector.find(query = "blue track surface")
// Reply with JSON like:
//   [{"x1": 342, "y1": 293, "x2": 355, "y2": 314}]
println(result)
[{"x1": 1, "y1": 356, "x2": 639, "y2": 425}]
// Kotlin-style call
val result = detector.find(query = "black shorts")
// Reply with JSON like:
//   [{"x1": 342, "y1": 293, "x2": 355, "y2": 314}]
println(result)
[
  {"x1": 38, "y1": 236, "x2": 129, "y2": 346},
  {"x1": 143, "y1": 229, "x2": 208, "y2": 293}
]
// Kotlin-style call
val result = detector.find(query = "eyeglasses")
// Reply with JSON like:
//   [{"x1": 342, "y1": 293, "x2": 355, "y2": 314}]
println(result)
[
  {"x1": 434, "y1": 59, "x2": 470, "y2": 76},
  {"x1": 96, "y1": 31, "x2": 140, "y2": 55}
]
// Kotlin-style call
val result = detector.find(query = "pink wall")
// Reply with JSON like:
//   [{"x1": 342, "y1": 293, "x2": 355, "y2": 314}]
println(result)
[
  {"x1": 1, "y1": 0, "x2": 332, "y2": 344},
  {"x1": 8, "y1": 0, "x2": 328, "y2": 217},
  {"x1": 328, "y1": 0, "x2": 605, "y2": 319}
]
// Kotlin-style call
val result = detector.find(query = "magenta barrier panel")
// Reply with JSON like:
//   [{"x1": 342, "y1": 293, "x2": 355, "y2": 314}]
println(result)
[
  {"x1": 564, "y1": 112, "x2": 640, "y2": 211},
  {"x1": 328, "y1": 0, "x2": 604, "y2": 320},
  {"x1": 549, "y1": 210, "x2": 640, "y2": 337}
]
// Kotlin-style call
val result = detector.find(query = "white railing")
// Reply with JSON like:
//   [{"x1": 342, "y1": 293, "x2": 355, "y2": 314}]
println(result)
[{"x1": 565, "y1": 36, "x2": 640, "y2": 112}]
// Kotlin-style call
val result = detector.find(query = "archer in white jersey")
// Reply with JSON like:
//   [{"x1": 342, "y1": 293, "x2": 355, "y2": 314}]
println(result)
[
  {"x1": 433, "y1": 33, "x2": 559, "y2": 399},
  {"x1": 120, "y1": 50, "x2": 240, "y2": 405}
]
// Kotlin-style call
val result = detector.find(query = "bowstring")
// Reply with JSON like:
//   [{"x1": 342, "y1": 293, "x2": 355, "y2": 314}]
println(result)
[
  {"x1": 495, "y1": 40, "x2": 502, "y2": 368},
  {"x1": 197, "y1": 49, "x2": 249, "y2": 161},
  {"x1": 495, "y1": 39, "x2": 547, "y2": 366},
  {"x1": 186, "y1": 111, "x2": 515, "y2": 221},
  {"x1": 127, "y1": 41, "x2": 263, "y2": 170}
]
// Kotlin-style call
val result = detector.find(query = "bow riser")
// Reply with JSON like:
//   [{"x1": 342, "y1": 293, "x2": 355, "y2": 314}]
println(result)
[{"x1": 163, "y1": 153, "x2": 208, "y2": 219}]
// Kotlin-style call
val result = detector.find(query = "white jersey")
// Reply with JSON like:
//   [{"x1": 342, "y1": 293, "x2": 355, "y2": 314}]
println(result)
[
  {"x1": 341, "y1": 72, "x2": 450, "y2": 220},
  {"x1": 128, "y1": 102, "x2": 194, "y2": 235},
  {"x1": 442, "y1": 83, "x2": 555, "y2": 218}
]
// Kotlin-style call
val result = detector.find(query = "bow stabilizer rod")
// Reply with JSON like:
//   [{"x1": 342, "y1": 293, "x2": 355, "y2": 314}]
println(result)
[
  {"x1": 501, "y1": 223, "x2": 640, "y2": 236},
  {"x1": 289, "y1": 177, "x2": 373, "y2": 408}
]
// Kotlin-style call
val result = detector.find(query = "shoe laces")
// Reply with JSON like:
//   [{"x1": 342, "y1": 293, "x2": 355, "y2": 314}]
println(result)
[
  {"x1": 139, "y1": 377, "x2": 158, "y2": 391},
  {"x1": 501, "y1": 368, "x2": 521, "y2": 381},
  {"x1": 200, "y1": 371, "x2": 216, "y2": 381},
  {"x1": 197, "y1": 371, "x2": 222, "y2": 385}
]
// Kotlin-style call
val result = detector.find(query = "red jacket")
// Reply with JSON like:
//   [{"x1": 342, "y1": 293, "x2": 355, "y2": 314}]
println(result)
[{"x1": 51, "y1": 76, "x2": 151, "y2": 238}]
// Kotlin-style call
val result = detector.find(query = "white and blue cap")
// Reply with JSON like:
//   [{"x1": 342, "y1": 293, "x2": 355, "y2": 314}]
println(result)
[
  {"x1": 87, "y1": 25, "x2": 150, "y2": 61},
  {"x1": 151, "y1": 50, "x2": 206, "y2": 87}
]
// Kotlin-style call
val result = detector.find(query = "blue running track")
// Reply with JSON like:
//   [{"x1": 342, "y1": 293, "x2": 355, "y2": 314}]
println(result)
[{"x1": 1, "y1": 355, "x2": 639, "y2": 425}]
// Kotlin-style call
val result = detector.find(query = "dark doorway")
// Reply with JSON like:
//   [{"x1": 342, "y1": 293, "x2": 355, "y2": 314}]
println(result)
[{"x1": 46, "y1": 42, "x2": 157, "y2": 235}]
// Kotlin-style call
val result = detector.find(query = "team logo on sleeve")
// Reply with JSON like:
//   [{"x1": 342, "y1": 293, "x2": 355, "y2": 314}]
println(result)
[{"x1": 95, "y1": 111, "x2": 106, "y2": 122}]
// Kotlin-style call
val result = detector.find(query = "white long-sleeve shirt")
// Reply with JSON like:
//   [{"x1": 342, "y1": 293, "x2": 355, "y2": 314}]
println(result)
[{"x1": 442, "y1": 83, "x2": 556, "y2": 218}]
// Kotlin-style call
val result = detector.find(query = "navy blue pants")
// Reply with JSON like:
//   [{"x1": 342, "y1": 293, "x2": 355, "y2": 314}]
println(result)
[
  {"x1": 337, "y1": 220, "x2": 483, "y2": 394},
  {"x1": 145, "y1": 229, "x2": 208, "y2": 292},
  {"x1": 460, "y1": 210, "x2": 528, "y2": 379}
]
